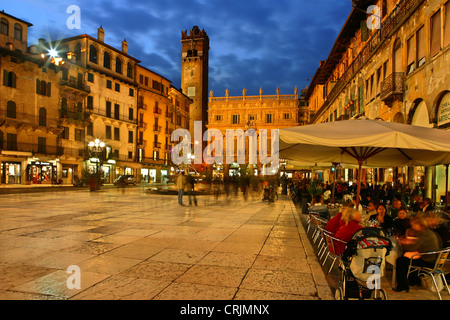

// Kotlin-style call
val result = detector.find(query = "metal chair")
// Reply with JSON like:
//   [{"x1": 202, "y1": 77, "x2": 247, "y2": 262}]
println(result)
[
  {"x1": 406, "y1": 247, "x2": 450, "y2": 300},
  {"x1": 309, "y1": 214, "x2": 328, "y2": 245},
  {"x1": 320, "y1": 231, "x2": 347, "y2": 276}
]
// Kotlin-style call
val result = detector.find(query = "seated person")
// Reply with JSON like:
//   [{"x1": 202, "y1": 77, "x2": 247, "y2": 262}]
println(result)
[
  {"x1": 332, "y1": 208, "x2": 363, "y2": 255},
  {"x1": 369, "y1": 203, "x2": 394, "y2": 234},
  {"x1": 394, "y1": 216, "x2": 443, "y2": 292},
  {"x1": 324, "y1": 207, "x2": 350, "y2": 235},
  {"x1": 349, "y1": 195, "x2": 363, "y2": 212},
  {"x1": 308, "y1": 194, "x2": 329, "y2": 219},
  {"x1": 424, "y1": 212, "x2": 449, "y2": 248},
  {"x1": 392, "y1": 207, "x2": 411, "y2": 237}
]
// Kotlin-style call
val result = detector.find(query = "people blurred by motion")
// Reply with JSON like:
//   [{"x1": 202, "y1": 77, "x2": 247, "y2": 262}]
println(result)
[{"x1": 393, "y1": 216, "x2": 443, "y2": 292}]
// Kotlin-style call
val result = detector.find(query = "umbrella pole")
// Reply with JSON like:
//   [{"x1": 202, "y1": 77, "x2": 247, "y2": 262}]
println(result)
[{"x1": 356, "y1": 160, "x2": 363, "y2": 208}]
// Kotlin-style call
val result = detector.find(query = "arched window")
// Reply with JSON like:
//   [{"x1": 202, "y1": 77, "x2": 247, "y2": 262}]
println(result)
[
  {"x1": 115, "y1": 57, "x2": 122, "y2": 74},
  {"x1": 89, "y1": 45, "x2": 98, "y2": 63},
  {"x1": 127, "y1": 62, "x2": 133, "y2": 78},
  {"x1": 14, "y1": 23, "x2": 22, "y2": 41},
  {"x1": 39, "y1": 107, "x2": 47, "y2": 126},
  {"x1": 0, "y1": 18, "x2": 8, "y2": 36},
  {"x1": 103, "y1": 51, "x2": 111, "y2": 69},
  {"x1": 6, "y1": 101, "x2": 16, "y2": 118},
  {"x1": 74, "y1": 43, "x2": 82, "y2": 62}
]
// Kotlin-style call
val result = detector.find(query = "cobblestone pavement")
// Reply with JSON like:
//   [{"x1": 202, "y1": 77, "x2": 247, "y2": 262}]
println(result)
[
  {"x1": 0, "y1": 186, "x2": 447, "y2": 301},
  {"x1": 0, "y1": 187, "x2": 333, "y2": 300}
]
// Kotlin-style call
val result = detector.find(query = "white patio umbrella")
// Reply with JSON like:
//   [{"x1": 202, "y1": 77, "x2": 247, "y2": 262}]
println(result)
[{"x1": 279, "y1": 118, "x2": 450, "y2": 206}]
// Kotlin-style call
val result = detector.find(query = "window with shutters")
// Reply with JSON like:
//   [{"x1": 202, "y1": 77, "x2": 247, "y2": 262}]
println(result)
[
  {"x1": 6, "y1": 101, "x2": 16, "y2": 118},
  {"x1": 417, "y1": 26, "x2": 425, "y2": 67},
  {"x1": 430, "y1": 11, "x2": 441, "y2": 57},
  {"x1": 407, "y1": 36, "x2": 415, "y2": 74},
  {"x1": 14, "y1": 23, "x2": 22, "y2": 41},
  {"x1": 232, "y1": 114, "x2": 240, "y2": 124},
  {"x1": 106, "y1": 101, "x2": 112, "y2": 118},
  {"x1": 0, "y1": 18, "x2": 8, "y2": 35},
  {"x1": 105, "y1": 125, "x2": 112, "y2": 139},
  {"x1": 103, "y1": 52, "x2": 111, "y2": 69},
  {"x1": 86, "y1": 122, "x2": 93, "y2": 136},
  {"x1": 116, "y1": 57, "x2": 122, "y2": 74},
  {"x1": 89, "y1": 45, "x2": 98, "y2": 63},
  {"x1": 38, "y1": 137, "x2": 46, "y2": 154},
  {"x1": 38, "y1": 108, "x2": 46, "y2": 126},
  {"x1": 6, "y1": 133, "x2": 17, "y2": 151},
  {"x1": 3, "y1": 70, "x2": 16, "y2": 88},
  {"x1": 444, "y1": 2, "x2": 450, "y2": 48}
]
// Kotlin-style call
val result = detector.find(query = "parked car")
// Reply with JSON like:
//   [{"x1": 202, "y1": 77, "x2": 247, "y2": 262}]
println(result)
[{"x1": 114, "y1": 175, "x2": 137, "y2": 186}]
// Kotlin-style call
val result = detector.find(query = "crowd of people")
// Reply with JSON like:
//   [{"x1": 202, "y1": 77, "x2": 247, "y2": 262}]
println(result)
[{"x1": 288, "y1": 177, "x2": 450, "y2": 295}]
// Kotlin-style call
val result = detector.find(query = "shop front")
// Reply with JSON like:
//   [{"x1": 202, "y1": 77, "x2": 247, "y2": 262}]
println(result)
[
  {"x1": 27, "y1": 161, "x2": 56, "y2": 184},
  {"x1": 1, "y1": 161, "x2": 22, "y2": 184}
]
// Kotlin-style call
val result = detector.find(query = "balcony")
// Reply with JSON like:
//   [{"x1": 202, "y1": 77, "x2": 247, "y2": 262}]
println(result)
[
  {"x1": 380, "y1": 72, "x2": 405, "y2": 105},
  {"x1": 153, "y1": 125, "x2": 162, "y2": 133},
  {"x1": 138, "y1": 121, "x2": 147, "y2": 130},
  {"x1": 91, "y1": 108, "x2": 137, "y2": 125},
  {"x1": 137, "y1": 101, "x2": 147, "y2": 110},
  {"x1": 59, "y1": 109, "x2": 91, "y2": 123},
  {"x1": 0, "y1": 110, "x2": 59, "y2": 131},
  {"x1": 137, "y1": 139, "x2": 147, "y2": 147},
  {"x1": 154, "y1": 142, "x2": 162, "y2": 149},
  {"x1": 60, "y1": 79, "x2": 91, "y2": 94},
  {"x1": 153, "y1": 107, "x2": 162, "y2": 115},
  {"x1": 0, "y1": 142, "x2": 62, "y2": 156}
]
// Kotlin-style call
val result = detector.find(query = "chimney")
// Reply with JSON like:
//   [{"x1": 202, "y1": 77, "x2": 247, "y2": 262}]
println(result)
[
  {"x1": 122, "y1": 38, "x2": 128, "y2": 54},
  {"x1": 98, "y1": 26, "x2": 105, "y2": 42}
]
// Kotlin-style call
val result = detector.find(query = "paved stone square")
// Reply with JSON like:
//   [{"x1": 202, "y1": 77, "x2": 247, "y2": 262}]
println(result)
[{"x1": 0, "y1": 187, "x2": 333, "y2": 300}]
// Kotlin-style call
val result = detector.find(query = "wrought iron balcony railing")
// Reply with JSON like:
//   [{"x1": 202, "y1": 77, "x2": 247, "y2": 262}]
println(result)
[{"x1": 380, "y1": 72, "x2": 405, "y2": 102}]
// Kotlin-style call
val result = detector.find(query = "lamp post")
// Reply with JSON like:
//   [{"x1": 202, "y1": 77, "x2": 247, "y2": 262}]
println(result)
[{"x1": 88, "y1": 139, "x2": 105, "y2": 191}]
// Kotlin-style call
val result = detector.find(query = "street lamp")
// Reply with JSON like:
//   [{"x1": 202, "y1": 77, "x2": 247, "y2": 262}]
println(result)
[{"x1": 88, "y1": 139, "x2": 105, "y2": 190}]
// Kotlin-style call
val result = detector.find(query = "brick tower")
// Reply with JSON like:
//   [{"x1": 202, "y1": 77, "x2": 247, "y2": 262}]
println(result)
[{"x1": 181, "y1": 26, "x2": 209, "y2": 137}]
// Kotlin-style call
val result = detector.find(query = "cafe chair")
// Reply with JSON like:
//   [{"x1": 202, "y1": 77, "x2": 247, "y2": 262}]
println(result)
[
  {"x1": 321, "y1": 231, "x2": 347, "y2": 276},
  {"x1": 406, "y1": 247, "x2": 450, "y2": 300}
]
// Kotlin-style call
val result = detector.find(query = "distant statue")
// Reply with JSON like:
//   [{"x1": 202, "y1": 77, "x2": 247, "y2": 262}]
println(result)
[
  {"x1": 210, "y1": 90, "x2": 213, "y2": 97},
  {"x1": 242, "y1": 88, "x2": 247, "y2": 96},
  {"x1": 294, "y1": 86, "x2": 298, "y2": 96},
  {"x1": 276, "y1": 87, "x2": 280, "y2": 95},
  {"x1": 225, "y1": 88, "x2": 229, "y2": 97},
  {"x1": 259, "y1": 87, "x2": 263, "y2": 96}
]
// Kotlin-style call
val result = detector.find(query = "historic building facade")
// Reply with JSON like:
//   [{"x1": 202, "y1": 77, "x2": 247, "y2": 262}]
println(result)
[
  {"x1": 136, "y1": 65, "x2": 191, "y2": 183},
  {"x1": 51, "y1": 27, "x2": 141, "y2": 184},
  {"x1": 207, "y1": 87, "x2": 308, "y2": 177},
  {"x1": 0, "y1": 12, "x2": 64, "y2": 185},
  {"x1": 305, "y1": 0, "x2": 450, "y2": 200},
  {"x1": 0, "y1": 11, "x2": 194, "y2": 185}
]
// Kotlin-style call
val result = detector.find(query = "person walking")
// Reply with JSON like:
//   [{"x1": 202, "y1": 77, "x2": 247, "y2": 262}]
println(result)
[
  {"x1": 187, "y1": 174, "x2": 198, "y2": 206},
  {"x1": 177, "y1": 171, "x2": 186, "y2": 206}
]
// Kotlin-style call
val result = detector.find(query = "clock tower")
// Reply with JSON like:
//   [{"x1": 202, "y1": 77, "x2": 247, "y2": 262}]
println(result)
[{"x1": 181, "y1": 26, "x2": 209, "y2": 137}]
